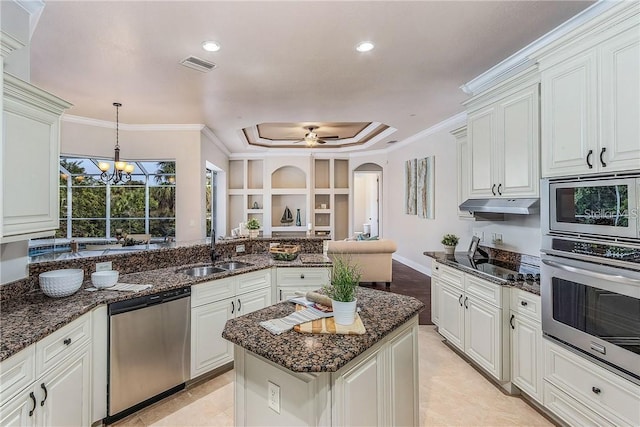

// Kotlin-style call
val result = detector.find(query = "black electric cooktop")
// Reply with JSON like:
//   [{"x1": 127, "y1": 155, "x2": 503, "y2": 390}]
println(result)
[{"x1": 451, "y1": 255, "x2": 540, "y2": 284}]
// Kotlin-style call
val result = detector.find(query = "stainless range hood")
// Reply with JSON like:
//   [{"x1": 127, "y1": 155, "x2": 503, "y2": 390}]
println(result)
[{"x1": 459, "y1": 198, "x2": 540, "y2": 215}]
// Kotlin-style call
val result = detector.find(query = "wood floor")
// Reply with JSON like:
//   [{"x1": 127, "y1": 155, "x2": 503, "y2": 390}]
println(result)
[{"x1": 360, "y1": 259, "x2": 432, "y2": 325}]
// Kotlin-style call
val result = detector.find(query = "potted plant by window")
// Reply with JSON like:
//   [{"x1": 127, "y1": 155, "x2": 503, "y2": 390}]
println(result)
[
  {"x1": 441, "y1": 234, "x2": 459, "y2": 255},
  {"x1": 323, "y1": 256, "x2": 361, "y2": 325},
  {"x1": 246, "y1": 218, "x2": 261, "y2": 238}
]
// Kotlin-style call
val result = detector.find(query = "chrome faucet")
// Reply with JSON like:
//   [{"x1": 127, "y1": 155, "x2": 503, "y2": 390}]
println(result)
[{"x1": 210, "y1": 229, "x2": 220, "y2": 263}]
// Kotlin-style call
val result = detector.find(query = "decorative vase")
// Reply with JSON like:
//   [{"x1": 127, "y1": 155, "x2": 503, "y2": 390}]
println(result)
[
  {"x1": 249, "y1": 229, "x2": 259, "y2": 238},
  {"x1": 443, "y1": 245, "x2": 456, "y2": 255},
  {"x1": 295, "y1": 208, "x2": 301, "y2": 226},
  {"x1": 332, "y1": 298, "x2": 357, "y2": 325}
]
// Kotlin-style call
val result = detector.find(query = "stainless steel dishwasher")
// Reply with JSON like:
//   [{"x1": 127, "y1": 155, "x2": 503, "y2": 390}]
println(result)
[{"x1": 107, "y1": 287, "x2": 190, "y2": 423}]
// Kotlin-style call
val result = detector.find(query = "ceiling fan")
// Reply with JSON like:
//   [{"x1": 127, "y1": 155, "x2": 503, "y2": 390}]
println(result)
[{"x1": 294, "y1": 126, "x2": 340, "y2": 145}]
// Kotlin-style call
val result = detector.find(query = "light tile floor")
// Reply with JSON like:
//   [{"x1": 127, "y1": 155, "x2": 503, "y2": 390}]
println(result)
[{"x1": 113, "y1": 325, "x2": 552, "y2": 426}]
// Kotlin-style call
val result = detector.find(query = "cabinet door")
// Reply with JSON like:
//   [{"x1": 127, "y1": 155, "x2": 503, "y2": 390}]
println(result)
[
  {"x1": 388, "y1": 324, "x2": 418, "y2": 427},
  {"x1": 437, "y1": 281, "x2": 464, "y2": 351},
  {"x1": 464, "y1": 297, "x2": 503, "y2": 380},
  {"x1": 468, "y1": 106, "x2": 497, "y2": 197},
  {"x1": 600, "y1": 25, "x2": 640, "y2": 172},
  {"x1": 453, "y1": 127, "x2": 474, "y2": 218},
  {"x1": 497, "y1": 84, "x2": 539, "y2": 197},
  {"x1": 333, "y1": 351, "x2": 384, "y2": 427},
  {"x1": 511, "y1": 312, "x2": 543, "y2": 403},
  {"x1": 237, "y1": 287, "x2": 271, "y2": 316},
  {"x1": 277, "y1": 285, "x2": 317, "y2": 302},
  {"x1": 541, "y1": 51, "x2": 598, "y2": 177},
  {"x1": 2, "y1": 97, "x2": 61, "y2": 239},
  {"x1": 431, "y1": 277, "x2": 440, "y2": 326},
  {"x1": 0, "y1": 392, "x2": 35, "y2": 427},
  {"x1": 190, "y1": 299, "x2": 234, "y2": 379},
  {"x1": 38, "y1": 347, "x2": 91, "y2": 427}
]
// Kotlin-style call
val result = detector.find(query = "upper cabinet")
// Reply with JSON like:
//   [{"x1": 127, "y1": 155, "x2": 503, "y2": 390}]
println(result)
[
  {"x1": 464, "y1": 67, "x2": 540, "y2": 198},
  {"x1": 1, "y1": 73, "x2": 72, "y2": 242},
  {"x1": 537, "y1": 3, "x2": 640, "y2": 177},
  {"x1": 451, "y1": 126, "x2": 473, "y2": 219}
]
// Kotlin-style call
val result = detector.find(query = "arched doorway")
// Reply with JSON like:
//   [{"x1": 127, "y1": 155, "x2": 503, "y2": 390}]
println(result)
[{"x1": 353, "y1": 163, "x2": 383, "y2": 237}]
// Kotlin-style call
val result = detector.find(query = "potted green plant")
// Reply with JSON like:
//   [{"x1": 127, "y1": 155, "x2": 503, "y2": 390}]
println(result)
[
  {"x1": 441, "y1": 233, "x2": 459, "y2": 255},
  {"x1": 323, "y1": 256, "x2": 361, "y2": 325},
  {"x1": 246, "y1": 218, "x2": 261, "y2": 238}
]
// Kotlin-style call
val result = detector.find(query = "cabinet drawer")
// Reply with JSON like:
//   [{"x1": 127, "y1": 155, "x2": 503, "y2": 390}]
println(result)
[
  {"x1": 545, "y1": 340, "x2": 640, "y2": 426},
  {"x1": 0, "y1": 345, "x2": 35, "y2": 405},
  {"x1": 236, "y1": 269, "x2": 271, "y2": 295},
  {"x1": 510, "y1": 288, "x2": 540, "y2": 321},
  {"x1": 276, "y1": 267, "x2": 330, "y2": 287},
  {"x1": 464, "y1": 275, "x2": 502, "y2": 307},
  {"x1": 35, "y1": 313, "x2": 91, "y2": 377},
  {"x1": 437, "y1": 264, "x2": 464, "y2": 288},
  {"x1": 191, "y1": 277, "x2": 235, "y2": 308},
  {"x1": 543, "y1": 381, "x2": 620, "y2": 427}
]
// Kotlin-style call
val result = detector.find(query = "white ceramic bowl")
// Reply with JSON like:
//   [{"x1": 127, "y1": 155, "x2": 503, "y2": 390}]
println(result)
[
  {"x1": 91, "y1": 270, "x2": 119, "y2": 288},
  {"x1": 39, "y1": 269, "x2": 84, "y2": 298}
]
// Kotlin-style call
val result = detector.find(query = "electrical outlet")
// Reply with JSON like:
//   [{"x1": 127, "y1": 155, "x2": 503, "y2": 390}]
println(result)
[
  {"x1": 268, "y1": 381, "x2": 280, "y2": 413},
  {"x1": 236, "y1": 244, "x2": 245, "y2": 253},
  {"x1": 473, "y1": 231, "x2": 484, "y2": 241},
  {"x1": 491, "y1": 233, "x2": 503, "y2": 244},
  {"x1": 96, "y1": 261, "x2": 112, "y2": 272}
]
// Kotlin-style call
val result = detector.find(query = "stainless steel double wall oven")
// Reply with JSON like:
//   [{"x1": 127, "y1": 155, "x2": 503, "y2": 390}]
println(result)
[{"x1": 541, "y1": 173, "x2": 640, "y2": 384}]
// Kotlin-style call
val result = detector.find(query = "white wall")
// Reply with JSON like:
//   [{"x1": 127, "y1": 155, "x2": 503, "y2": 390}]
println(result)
[{"x1": 0, "y1": 241, "x2": 29, "y2": 284}]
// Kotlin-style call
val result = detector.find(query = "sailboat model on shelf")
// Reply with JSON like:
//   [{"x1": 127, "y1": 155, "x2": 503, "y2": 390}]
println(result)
[{"x1": 281, "y1": 206, "x2": 294, "y2": 225}]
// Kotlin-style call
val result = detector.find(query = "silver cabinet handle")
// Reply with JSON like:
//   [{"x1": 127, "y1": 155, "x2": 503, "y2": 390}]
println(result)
[{"x1": 542, "y1": 259, "x2": 640, "y2": 285}]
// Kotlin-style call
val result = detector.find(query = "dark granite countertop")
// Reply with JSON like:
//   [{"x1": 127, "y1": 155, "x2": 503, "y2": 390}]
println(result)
[
  {"x1": 222, "y1": 287, "x2": 424, "y2": 373},
  {"x1": 424, "y1": 251, "x2": 540, "y2": 295},
  {"x1": 0, "y1": 254, "x2": 332, "y2": 362}
]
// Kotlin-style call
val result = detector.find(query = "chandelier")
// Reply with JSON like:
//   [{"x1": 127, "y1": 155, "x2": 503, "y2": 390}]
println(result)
[{"x1": 98, "y1": 102, "x2": 134, "y2": 184}]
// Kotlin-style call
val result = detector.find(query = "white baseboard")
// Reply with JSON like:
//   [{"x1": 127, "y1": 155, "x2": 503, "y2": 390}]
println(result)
[{"x1": 392, "y1": 254, "x2": 432, "y2": 277}]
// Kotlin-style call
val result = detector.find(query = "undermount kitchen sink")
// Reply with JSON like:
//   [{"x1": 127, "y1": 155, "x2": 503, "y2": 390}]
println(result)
[
  {"x1": 176, "y1": 265, "x2": 227, "y2": 277},
  {"x1": 216, "y1": 261, "x2": 253, "y2": 271}
]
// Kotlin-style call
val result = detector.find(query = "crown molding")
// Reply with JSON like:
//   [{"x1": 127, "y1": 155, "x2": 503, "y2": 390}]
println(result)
[
  {"x1": 387, "y1": 112, "x2": 467, "y2": 153},
  {"x1": 460, "y1": 0, "x2": 618, "y2": 96},
  {"x1": 62, "y1": 114, "x2": 204, "y2": 132},
  {"x1": 200, "y1": 126, "x2": 231, "y2": 157},
  {"x1": 0, "y1": 31, "x2": 26, "y2": 57}
]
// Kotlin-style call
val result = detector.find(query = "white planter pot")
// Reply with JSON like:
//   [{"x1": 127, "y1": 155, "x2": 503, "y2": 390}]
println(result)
[
  {"x1": 248, "y1": 229, "x2": 259, "y2": 238},
  {"x1": 332, "y1": 298, "x2": 357, "y2": 325},
  {"x1": 443, "y1": 245, "x2": 456, "y2": 255}
]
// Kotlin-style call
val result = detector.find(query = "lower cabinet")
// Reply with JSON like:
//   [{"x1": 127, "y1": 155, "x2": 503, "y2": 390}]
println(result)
[
  {"x1": 438, "y1": 273, "x2": 508, "y2": 381},
  {"x1": 190, "y1": 270, "x2": 272, "y2": 379},
  {"x1": 509, "y1": 289, "x2": 543, "y2": 404},
  {"x1": 543, "y1": 339, "x2": 640, "y2": 427},
  {"x1": 430, "y1": 261, "x2": 440, "y2": 326},
  {"x1": 276, "y1": 267, "x2": 331, "y2": 302},
  {"x1": 0, "y1": 315, "x2": 92, "y2": 426}
]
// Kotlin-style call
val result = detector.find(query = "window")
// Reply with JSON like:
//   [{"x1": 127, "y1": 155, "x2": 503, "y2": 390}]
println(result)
[
  {"x1": 57, "y1": 157, "x2": 176, "y2": 239},
  {"x1": 206, "y1": 168, "x2": 217, "y2": 238}
]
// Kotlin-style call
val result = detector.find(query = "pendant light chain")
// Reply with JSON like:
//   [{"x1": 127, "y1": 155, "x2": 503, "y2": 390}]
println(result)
[{"x1": 98, "y1": 102, "x2": 133, "y2": 184}]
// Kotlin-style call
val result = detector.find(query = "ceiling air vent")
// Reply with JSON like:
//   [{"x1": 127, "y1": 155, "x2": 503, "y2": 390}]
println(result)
[{"x1": 180, "y1": 56, "x2": 217, "y2": 72}]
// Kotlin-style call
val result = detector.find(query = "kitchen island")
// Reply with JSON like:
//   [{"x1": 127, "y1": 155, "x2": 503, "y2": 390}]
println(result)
[{"x1": 222, "y1": 287, "x2": 424, "y2": 426}]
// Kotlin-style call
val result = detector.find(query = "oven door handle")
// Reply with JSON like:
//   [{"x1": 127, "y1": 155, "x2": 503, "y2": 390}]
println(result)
[{"x1": 542, "y1": 259, "x2": 640, "y2": 285}]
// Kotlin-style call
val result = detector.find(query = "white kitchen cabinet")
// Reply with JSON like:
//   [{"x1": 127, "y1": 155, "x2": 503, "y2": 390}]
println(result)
[
  {"x1": 437, "y1": 271, "x2": 508, "y2": 381},
  {"x1": 543, "y1": 338, "x2": 640, "y2": 427},
  {"x1": 539, "y1": 4, "x2": 640, "y2": 177},
  {"x1": 510, "y1": 289, "x2": 543, "y2": 404},
  {"x1": 0, "y1": 313, "x2": 92, "y2": 426},
  {"x1": 275, "y1": 266, "x2": 331, "y2": 302},
  {"x1": 190, "y1": 269, "x2": 272, "y2": 379},
  {"x1": 451, "y1": 126, "x2": 474, "y2": 219},
  {"x1": 430, "y1": 261, "x2": 441, "y2": 325},
  {"x1": 1, "y1": 73, "x2": 71, "y2": 242},
  {"x1": 465, "y1": 67, "x2": 540, "y2": 198}
]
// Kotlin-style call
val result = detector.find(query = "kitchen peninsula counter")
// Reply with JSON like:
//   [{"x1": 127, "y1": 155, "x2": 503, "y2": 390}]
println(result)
[
  {"x1": 0, "y1": 253, "x2": 332, "y2": 362},
  {"x1": 222, "y1": 287, "x2": 424, "y2": 426}
]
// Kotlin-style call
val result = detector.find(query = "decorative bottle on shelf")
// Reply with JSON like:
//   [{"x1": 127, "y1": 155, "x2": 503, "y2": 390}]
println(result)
[{"x1": 296, "y1": 209, "x2": 301, "y2": 226}]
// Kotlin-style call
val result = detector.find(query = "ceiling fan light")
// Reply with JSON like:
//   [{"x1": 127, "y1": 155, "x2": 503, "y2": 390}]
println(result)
[
  {"x1": 356, "y1": 41, "x2": 374, "y2": 52},
  {"x1": 202, "y1": 41, "x2": 221, "y2": 52}
]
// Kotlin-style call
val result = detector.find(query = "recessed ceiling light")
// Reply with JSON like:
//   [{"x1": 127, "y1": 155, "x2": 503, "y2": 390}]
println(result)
[
  {"x1": 202, "y1": 41, "x2": 221, "y2": 52},
  {"x1": 356, "y1": 41, "x2": 374, "y2": 52}
]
